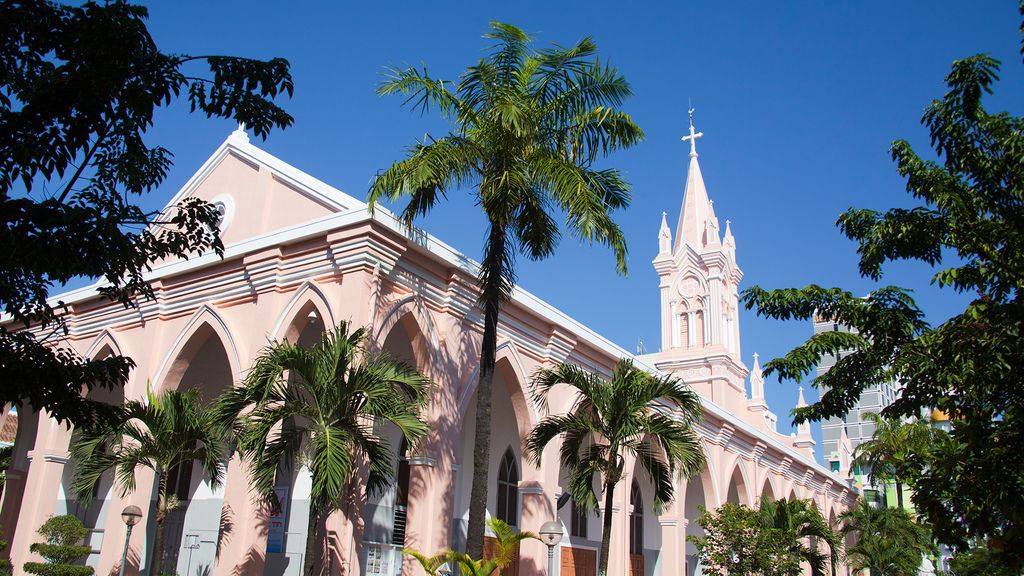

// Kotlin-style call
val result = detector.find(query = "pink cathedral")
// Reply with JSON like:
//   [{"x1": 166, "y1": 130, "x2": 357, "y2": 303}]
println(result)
[{"x1": 0, "y1": 120, "x2": 857, "y2": 576}]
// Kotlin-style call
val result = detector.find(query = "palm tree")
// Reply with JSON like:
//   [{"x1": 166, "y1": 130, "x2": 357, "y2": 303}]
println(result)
[
  {"x1": 70, "y1": 387, "x2": 228, "y2": 576},
  {"x1": 758, "y1": 496, "x2": 841, "y2": 576},
  {"x1": 525, "y1": 359, "x2": 705, "y2": 576},
  {"x1": 852, "y1": 413, "x2": 936, "y2": 509},
  {"x1": 840, "y1": 499, "x2": 934, "y2": 576},
  {"x1": 215, "y1": 321, "x2": 431, "y2": 576},
  {"x1": 403, "y1": 518, "x2": 538, "y2": 576},
  {"x1": 370, "y1": 22, "x2": 643, "y2": 560}
]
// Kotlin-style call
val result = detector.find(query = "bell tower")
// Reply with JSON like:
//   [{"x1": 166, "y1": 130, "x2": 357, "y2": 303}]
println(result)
[{"x1": 651, "y1": 111, "x2": 748, "y2": 411}]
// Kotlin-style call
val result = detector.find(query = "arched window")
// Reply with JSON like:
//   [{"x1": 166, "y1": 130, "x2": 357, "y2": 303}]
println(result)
[
  {"x1": 496, "y1": 448, "x2": 519, "y2": 526},
  {"x1": 680, "y1": 312, "x2": 690, "y2": 348},
  {"x1": 629, "y1": 481, "x2": 643, "y2": 555}
]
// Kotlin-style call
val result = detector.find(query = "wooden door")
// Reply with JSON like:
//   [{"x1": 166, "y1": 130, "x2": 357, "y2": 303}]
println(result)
[
  {"x1": 483, "y1": 536, "x2": 520, "y2": 576},
  {"x1": 629, "y1": 553, "x2": 644, "y2": 576},
  {"x1": 560, "y1": 547, "x2": 597, "y2": 576}
]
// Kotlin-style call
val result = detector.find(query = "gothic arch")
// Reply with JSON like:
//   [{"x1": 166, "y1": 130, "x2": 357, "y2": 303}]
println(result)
[
  {"x1": 683, "y1": 455, "x2": 717, "y2": 576},
  {"x1": 77, "y1": 331, "x2": 128, "y2": 407},
  {"x1": 496, "y1": 448, "x2": 520, "y2": 527},
  {"x1": 59, "y1": 348, "x2": 124, "y2": 553},
  {"x1": 269, "y1": 281, "x2": 336, "y2": 342},
  {"x1": 722, "y1": 458, "x2": 752, "y2": 506},
  {"x1": 152, "y1": 305, "x2": 241, "y2": 395},
  {"x1": 760, "y1": 474, "x2": 778, "y2": 504},
  {"x1": 148, "y1": 307, "x2": 239, "y2": 574},
  {"x1": 375, "y1": 300, "x2": 437, "y2": 378},
  {"x1": 83, "y1": 329, "x2": 124, "y2": 360},
  {"x1": 374, "y1": 296, "x2": 442, "y2": 371},
  {"x1": 698, "y1": 440, "x2": 722, "y2": 508},
  {"x1": 456, "y1": 341, "x2": 538, "y2": 442}
]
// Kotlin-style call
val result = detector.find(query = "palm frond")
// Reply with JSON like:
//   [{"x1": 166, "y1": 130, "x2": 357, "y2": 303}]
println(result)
[
  {"x1": 69, "y1": 386, "x2": 229, "y2": 510},
  {"x1": 220, "y1": 321, "x2": 432, "y2": 519}
]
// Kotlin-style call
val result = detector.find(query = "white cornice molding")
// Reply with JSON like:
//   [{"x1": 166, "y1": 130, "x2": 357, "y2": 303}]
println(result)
[{"x1": 18, "y1": 137, "x2": 854, "y2": 496}]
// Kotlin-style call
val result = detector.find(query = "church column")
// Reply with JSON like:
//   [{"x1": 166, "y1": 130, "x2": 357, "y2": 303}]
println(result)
[
  {"x1": 703, "y1": 304, "x2": 712, "y2": 345},
  {"x1": 687, "y1": 311, "x2": 697, "y2": 347},
  {"x1": 517, "y1": 481, "x2": 550, "y2": 575},
  {"x1": 681, "y1": 519, "x2": 692, "y2": 576},
  {"x1": 402, "y1": 454, "x2": 451, "y2": 575},
  {"x1": 213, "y1": 454, "x2": 268, "y2": 576},
  {"x1": 659, "y1": 512, "x2": 685, "y2": 576},
  {"x1": 99, "y1": 472, "x2": 154, "y2": 576},
  {"x1": 670, "y1": 301, "x2": 680, "y2": 348},
  {"x1": 708, "y1": 273, "x2": 723, "y2": 346},
  {"x1": 608, "y1": 457, "x2": 633, "y2": 576},
  {"x1": 659, "y1": 275, "x2": 673, "y2": 352},
  {"x1": 9, "y1": 417, "x2": 72, "y2": 569},
  {"x1": 11, "y1": 449, "x2": 68, "y2": 566}
]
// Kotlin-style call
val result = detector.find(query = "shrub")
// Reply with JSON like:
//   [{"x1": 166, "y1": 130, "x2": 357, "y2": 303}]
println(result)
[{"x1": 23, "y1": 515, "x2": 94, "y2": 576}]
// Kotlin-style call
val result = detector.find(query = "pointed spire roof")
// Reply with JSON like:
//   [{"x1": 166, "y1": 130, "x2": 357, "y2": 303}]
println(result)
[
  {"x1": 658, "y1": 211, "x2": 672, "y2": 255},
  {"x1": 795, "y1": 386, "x2": 814, "y2": 444},
  {"x1": 674, "y1": 112, "x2": 716, "y2": 252},
  {"x1": 750, "y1": 352, "x2": 765, "y2": 400}
]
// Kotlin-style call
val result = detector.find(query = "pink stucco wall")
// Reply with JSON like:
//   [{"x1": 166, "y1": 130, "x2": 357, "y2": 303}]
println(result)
[{"x1": 1, "y1": 130, "x2": 857, "y2": 576}]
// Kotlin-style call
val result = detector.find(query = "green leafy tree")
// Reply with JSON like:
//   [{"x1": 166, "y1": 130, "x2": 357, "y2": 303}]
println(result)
[
  {"x1": 689, "y1": 502, "x2": 801, "y2": 576},
  {"x1": 0, "y1": 444, "x2": 11, "y2": 495},
  {"x1": 0, "y1": 525, "x2": 12, "y2": 576},
  {"x1": 0, "y1": 0, "x2": 293, "y2": 428},
  {"x1": 841, "y1": 500, "x2": 934, "y2": 576},
  {"x1": 70, "y1": 387, "x2": 227, "y2": 576},
  {"x1": 740, "y1": 9, "x2": 1024, "y2": 565},
  {"x1": 851, "y1": 413, "x2": 940, "y2": 509},
  {"x1": 946, "y1": 547, "x2": 1017, "y2": 576},
  {"x1": 758, "y1": 496, "x2": 841, "y2": 576},
  {"x1": 370, "y1": 22, "x2": 643, "y2": 560},
  {"x1": 215, "y1": 322, "x2": 431, "y2": 576},
  {"x1": 23, "y1": 515, "x2": 93, "y2": 576},
  {"x1": 403, "y1": 518, "x2": 538, "y2": 576},
  {"x1": 526, "y1": 359, "x2": 704, "y2": 576}
]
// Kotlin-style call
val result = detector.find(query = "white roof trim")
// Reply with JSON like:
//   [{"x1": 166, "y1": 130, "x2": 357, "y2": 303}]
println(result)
[
  {"x1": 12, "y1": 136, "x2": 851, "y2": 491},
  {"x1": 159, "y1": 131, "x2": 362, "y2": 219}
]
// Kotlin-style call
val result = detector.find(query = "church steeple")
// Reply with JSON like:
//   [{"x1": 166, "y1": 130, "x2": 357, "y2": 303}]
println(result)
[
  {"x1": 652, "y1": 113, "x2": 746, "y2": 410},
  {"x1": 674, "y1": 112, "x2": 715, "y2": 253}
]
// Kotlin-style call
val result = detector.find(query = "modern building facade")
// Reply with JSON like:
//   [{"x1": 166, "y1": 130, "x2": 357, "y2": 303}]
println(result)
[
  {"x1": 1, "y1": 123, "x2": 857, "y2": 576},
  {"x1": 813, "y1": 318, "x2": 903, "y2": 504}
]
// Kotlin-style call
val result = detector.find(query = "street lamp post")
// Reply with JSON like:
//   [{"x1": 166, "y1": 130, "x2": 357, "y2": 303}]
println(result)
[
  {"x1": 539, "y1": 521, "x2": 563, "y2": 576},
  {"x1": 118, "y1": 505, "x2": 143, "y2": 576}
]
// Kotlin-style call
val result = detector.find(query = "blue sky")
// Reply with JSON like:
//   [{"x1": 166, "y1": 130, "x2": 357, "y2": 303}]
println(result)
[{"x1": 134, "y1": 1, "x2": 1023, "y2": 454}]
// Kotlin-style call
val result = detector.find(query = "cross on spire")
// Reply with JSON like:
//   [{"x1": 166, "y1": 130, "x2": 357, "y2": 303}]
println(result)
[{"x1": 681, "y1": 107, "x2": 704, "y2": 158}]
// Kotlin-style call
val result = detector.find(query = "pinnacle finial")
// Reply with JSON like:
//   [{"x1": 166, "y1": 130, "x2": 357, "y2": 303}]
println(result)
[
  {"x1": 230, "y1": 122, "x2": 249, "y2": 144},
  {"x1": 682, "y1": 107, "x2": 704, "y2": 158}
]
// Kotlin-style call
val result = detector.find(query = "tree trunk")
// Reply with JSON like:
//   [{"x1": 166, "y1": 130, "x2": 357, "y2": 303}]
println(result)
[
  {"x1": 597, "y1": 478, "x2": 618, "y2": 576},
  {"x1": 895, "y1": 481, "x2": 904, "y2": 509},
  {"x1": 149, "y1": 476, "x2": 168, "y2": 576},
  {"x1": 465, "y1": 221, "x2": 507, "y2": 561},
  {"x1": 304, "y1": 507, "x2": 320, "y2": 576}
]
